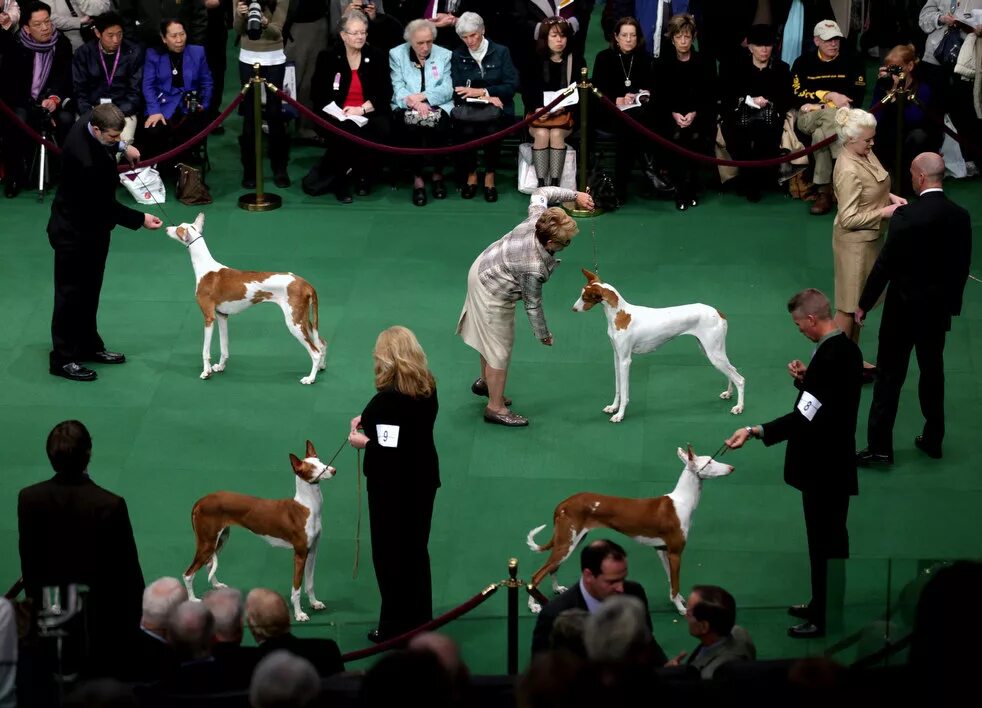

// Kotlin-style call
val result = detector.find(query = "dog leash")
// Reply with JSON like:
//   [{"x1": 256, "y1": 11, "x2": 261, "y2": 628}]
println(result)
[
  {"x1": 353, "y1": 449, "x2": 362, "y2": 580},
  {"x1": 697, "y1": 442, "x2": 730, "y2": 472},
  {"x1": 131, "y1": 164, "x2": 178, "y2": 226}
]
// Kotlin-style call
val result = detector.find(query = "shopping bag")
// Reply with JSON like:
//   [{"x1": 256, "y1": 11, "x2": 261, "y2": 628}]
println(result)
[{"x1": 119, "y1": 166, "x2": 165, "y2": 205}]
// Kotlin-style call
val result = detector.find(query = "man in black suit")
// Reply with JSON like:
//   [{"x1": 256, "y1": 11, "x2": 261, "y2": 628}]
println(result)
[
  {"x1": 47, "y1": 103, "x2": 162, "y2": 382},
  {"x1": 203, "y1": 587, "x2": 260, "y2": 688},
  {"x1": 246, "y1": 588, "x2": 345, "y2": 677},
  {"x1": 531, "y1": 539, "x2": 663, "y2": 658},
  {"x1": 855, "y1": 153, "x2": 973, "y2": 465},
  {"x1": 121, "y1": 576, "x2": 185, "y2": 683},
  {"x1": 18, "y1": 420, "x2": 146, "y2": 673},
  {"x1": 727, "y1": 288, "x2": 863, "y2": 638}
]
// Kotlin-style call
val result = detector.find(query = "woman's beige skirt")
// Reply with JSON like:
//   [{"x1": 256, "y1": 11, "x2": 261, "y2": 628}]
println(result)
[
  {"x1": 833, "y1": 234, "x2": 884, "y2": 313},
  {"x1": 456, "y1": 259, "x2": 517, "y2": 370}
]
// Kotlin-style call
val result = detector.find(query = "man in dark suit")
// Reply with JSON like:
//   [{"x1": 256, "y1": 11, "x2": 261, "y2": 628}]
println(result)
[
  {"x1": 667, "y1": 584, "x2": 756, "y2": 678},
  {"x1": 727, "y1": 288, "x2": 863, "y2": 638},
  {"x1": 531, "y1": 539, "x2": 663, "y2": 658},
  {"x1": 18, "y1": 420, "x2": 146, "y2": 673},
  {"x1": 47, "y1": 103, "x2": 162, "y2": 381},
  {"x1": 204, "y1": 587, "x2": 260, "y2": 689},
  {"x1": 246, "y1": 588, "x2": 345, "y2": 677},
  {"x1": 121, "y1": 577, "x2": 186, "y2": 683},
  {"x1": 855, "y1": 153, "x2": 973, "y2": 465}
]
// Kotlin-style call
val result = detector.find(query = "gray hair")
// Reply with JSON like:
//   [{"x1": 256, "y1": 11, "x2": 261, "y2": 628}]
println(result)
[
  {"x1": 583, "y1": 595, "x2": 652, "y2": 663},
  {"x1": 404, "y1": 18, "x2": 437, "y2": 43},
  {"x1": 203, "y1": 587, "x2": 243, "y2": 640},
  {"x1": 90, "y1": 103, "x2": 125, "y2": 131},
  {"x1": 249, "y1": 650, "x2": 320, "y2": 708},
  {"x1": 455, "y1": 11, "x2": 484, "y2": 36},
  {"x1": 339, "y1": 9, "x2": 368, "y2": 34},
  {"x1": 169, "y1": 601, "x2": 214, "y2": 661},
  {"x1": 141, "y1": 577, "x2": 187, "y2": 627},
  {"x1": 835, "y1": 107, "x2": 877, "y2": 142}
]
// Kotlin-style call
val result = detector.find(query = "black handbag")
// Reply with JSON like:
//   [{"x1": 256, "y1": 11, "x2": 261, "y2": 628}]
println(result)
[
  {"x1": 451, "y1": 102, "x2": 503, "y2": 123},
  {"x1": 735, "y1": 100, "x2": 778, "y2": 128},
  {"x1": 64, "y1": 0, "x2": 97, "y2": 44},
  {"x1": 933, "y1": 27, "x2": 965, "y2": 66}
]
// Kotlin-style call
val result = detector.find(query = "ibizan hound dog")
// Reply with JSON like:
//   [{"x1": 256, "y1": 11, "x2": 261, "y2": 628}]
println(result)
[
  {"x1": 573, "y1": 269, "x2": 745, "y2": 422},
  {"x1": 183, "y1": 441, "x2": 335, "y2": 622},
  {"x1": 526, "y1": 445, "x2": 733, "y2": 615},
  {"x1": 166, "y1": 213, "x2": 327, "y2": 384}
]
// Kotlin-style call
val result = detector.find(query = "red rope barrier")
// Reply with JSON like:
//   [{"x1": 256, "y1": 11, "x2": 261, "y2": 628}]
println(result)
[
  {"x1": 0, "y1": 99, "x2": 63, "y2": 153},
  {"x1": 274, "y1": 86, "x2": 573, "y2": 156},
  {"x1": 340, "y1": 584, "x2": 498, "y2": 663}
]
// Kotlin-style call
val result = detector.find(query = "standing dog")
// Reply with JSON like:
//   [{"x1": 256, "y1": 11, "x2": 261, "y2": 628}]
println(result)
[
  {"x1": 166, "y1": 213, "x2": 327, "y2": 384},
  {"x1": 183, "y1": 441, "x2": 335, "y2": 622},
  {"x1": 526, "y1": 445, "x2": 733, "y2": 614},
  {"x1": 573, "y1": 269, "x2": 745, "y2": 422}
]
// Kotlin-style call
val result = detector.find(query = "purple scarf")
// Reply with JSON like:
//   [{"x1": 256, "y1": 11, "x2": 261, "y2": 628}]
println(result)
[{"x1": 19, "y1": 28, "x2": 61, "y2": 101}]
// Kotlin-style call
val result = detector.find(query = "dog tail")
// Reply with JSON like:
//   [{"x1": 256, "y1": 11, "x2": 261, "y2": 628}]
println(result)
[
  {"x1": 309, "y1": 285, "x2": 319, "y2": 333},
  {"x1": 527, "y1": 524, "x2": 551, "y2": 552},
  {"x1": 215, "y1": 526, "x2": 230, "y2": 554}
]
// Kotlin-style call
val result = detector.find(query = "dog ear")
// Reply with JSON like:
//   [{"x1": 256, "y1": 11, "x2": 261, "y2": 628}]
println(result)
[
  {"x1": 176, "y1": 226, "x2": 187, "y2": 241},
  {"x1": 305, "y1": 440, "x2": 316, "y2": 459},
  {"x1": 677, "y1": 447, "x2": 688, "y2": 464},
  {"x1": 687, "y1": 444, "x2": 695, "y2": 460},
  {"x1": 193, "y1": 212, "x2": 205, "y2": 233},
  {"x1": 582, "y1": 268, "x2": 599, "y2": 283},
  {"x1": 289, "y1": 453, "x2": 304, "y2": 474}
]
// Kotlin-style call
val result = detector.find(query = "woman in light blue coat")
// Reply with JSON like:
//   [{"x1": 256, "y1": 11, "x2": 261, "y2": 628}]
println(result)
[{"x1": 390, "y1": 18, "x2": 454, "y2": 206}]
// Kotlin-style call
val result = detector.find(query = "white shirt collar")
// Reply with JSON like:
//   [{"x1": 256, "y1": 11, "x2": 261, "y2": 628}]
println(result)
[
  {"x1": 578, "y1": 578, "x2": 603, "y2": 614},
  {"x1": 919, "y1": 187, "x2": 944, "y2": 195}
]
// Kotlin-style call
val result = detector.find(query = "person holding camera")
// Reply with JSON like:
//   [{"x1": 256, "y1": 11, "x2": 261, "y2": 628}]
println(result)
[
  {"x1": 234, "y1": 0, "x2": 292, "y2": 189},
  {"x1": 0, "y1": 1, "x2": 75, "y2": 199},
  {"x1": 48, "y1": 0, "x2": 110, "y2": 51},
  {"x1": 141, "y1": 17, "x2": 214, "y2": 179},
  {"x1": 0, "y1": 1, "x2": 22, "y2": 33}
]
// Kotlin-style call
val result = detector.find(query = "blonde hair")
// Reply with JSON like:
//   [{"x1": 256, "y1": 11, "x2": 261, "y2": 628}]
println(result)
[
  {"x1": 373, "y1": 326, "x2": 436, "y2": 398},
  {"x1": 535, "y1": 207, "x2": 578, "y2": 246},
  {"x1": 835, "y1": 107, "x2": 877, "y2": 142}
]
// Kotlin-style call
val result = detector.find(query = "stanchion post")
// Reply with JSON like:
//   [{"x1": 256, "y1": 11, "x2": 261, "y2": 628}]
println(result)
[
  {"x1": 238, "y1": 63, "x2": 281, "y2": 212},
  {"x1": 570, "y1": 67, "x2": 602, "y2": 218},
  {"x1": 507, "y1": 558, "x2": 518, "y2": 675},
  {"x1": 893, "y1": 74, "x2": 907, "y2": 194}
]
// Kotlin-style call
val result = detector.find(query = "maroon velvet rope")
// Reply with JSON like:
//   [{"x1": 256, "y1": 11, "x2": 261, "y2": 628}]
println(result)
[
  {"x1": 274, "y1": 85, "x2": 573, "y2": 155},
  {"x1": 340, "y1": 585, "x2": 498, "y2": 663}
]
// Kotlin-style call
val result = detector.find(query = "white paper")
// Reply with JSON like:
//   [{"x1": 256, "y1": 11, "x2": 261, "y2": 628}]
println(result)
[
  {"x1": 543, "y1": 84, "x2": 579, "y2": 113},
  {"x1": 323, "y1": 101, "x2": 368, "y2": 127},
  {"x1": 796, "y1": 391, "x2": 822, "y2": 421},
  {"x1": 465, "y1": 97, "x2": 490, "y2": 104},
  {"x1": 618, "y1": 89, "x2": 650, "y2": 112},
  {"x1": 376, "y1": 424, "x2": 400, "y2": 448}
]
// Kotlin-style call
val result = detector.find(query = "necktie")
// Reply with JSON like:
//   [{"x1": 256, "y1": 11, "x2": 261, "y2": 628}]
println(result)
[{"x1": 425, "y1": 0, "x2": 437, "y2": 19}]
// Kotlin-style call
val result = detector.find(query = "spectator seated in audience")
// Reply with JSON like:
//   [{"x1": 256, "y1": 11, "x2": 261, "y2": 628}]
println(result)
[
  {"x1": 522, "y1": 16, "x2": 584, "y2": 189},
  {"x1": 49, "y1": 0, "x2": 110, "y2": 52},
  {"x1": 121, "y1": 576, "x2": 185, "y2": 683},
  {"x1": 311, "y1": 8, "x2": 392, "y2": 203},
  {"x1": 0, "y1": 1, "x2": 21, "y2": 32},
  {"x1": 245, "y1": 588, "x2": 345, "y2": 677},
  {"x1": 450, "y1": 10, "x2": 518, "y2": 203},
  {"x1": 791, "y1": 18, "x2": 866, "y2": 215},
  {"x1": 250, "y1": 650, "x2": 321, "y2": 708},
  {"x1": 72, "y1": 11, "x2": 145, "y2": 146},
  {"x1": 359, "y1": 648, "x2": 455, "y2": 708},
  {"x1": 140, "y1": 17, "x2": 213, "y2": 180},
  {"x1": 514, "y1": 0, "x2": 591, "y2": 69},
  {"x1": 547, "y1": 607, "x2": 589, "y2": 658},
  {"x1": 772, "y1": 0, "x2": 835, "y2": 68},
  {"x1": 719, "y1": 23, "x2": 794, "y2": 202},
  {"x1": 202, "y1": 587, "x2": 260, "y2": 689},
  {"x1": 667, "y1": 584, "x2": 756, "y2": 679},
  {"x1": 339, "y1": 0, "x2": 416, "y2": 52},
  {"x1": 654, "y1": 12, "x2": 718, "y2": 212},
  {"x1": 389, "y1": 17, "x2": 453, "y2": 206},
  {"x1": 408, "y1": 632, "x2": 472, "y2": 706},
  {"x1": 0, "y1": 1, "x2": 76, "y2": 199},
  {"x1": 591, "y1": 16, "x2": 655, "y2": 205},
  {"x1": 870, "y1": 43, "x2": 943, "y2": 195}
]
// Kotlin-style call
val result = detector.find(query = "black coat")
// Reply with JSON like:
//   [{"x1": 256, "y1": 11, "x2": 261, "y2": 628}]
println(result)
[
  {"x1": 450, "y1": 40, "x2": 519, "y2": 115},
  {"x1": 760, "y1": 332, "x2": 863, "y2": 496},
  {"x1": 117, "y1": 0, "x2": 209, "y2": 46},
  {"x1": 257, "y1": 633, "x2": 344, "y2": 677},
  {"x1": 0, "y1": 30, "x2": 75, "y2": 111},
  {"x1": 72, "y1": 38, "x2": 145, "y2": 116},
  {"x1": 360, "y1": 388, "x2": 440, "y2": 488},
  {"x1": 858, "y1": 191, "x2": 972, "y2": 333},
  {"x1": 718, "y1": 53, "x2": 794, "y2": 122},
  {"x1": 47, "y1": 117, "x2": 146, "y2": 243},
  {"x1": 654, "y1": 49, "x2": 717, "y2": 130},
  {"x1": 310, "y1": 42, "x2": 393, "y2": 118},
  {"x1": 592, "y1": 46, "x2": 655, "y2": 101}
]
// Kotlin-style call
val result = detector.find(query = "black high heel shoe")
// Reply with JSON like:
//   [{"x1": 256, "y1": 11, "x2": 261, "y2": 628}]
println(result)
[
  {"x1": 432, "y1": 179, "x2": 447, "y2": 199},
  {"x1": 412, "y1": 186, "x2": 427, "y2": 206},
  {"x1": 484, "y1": 186, "x2": 498, "y2": 203},
  {"x1": 461, "y1": 183, "x2": 478, "y2": 199}
]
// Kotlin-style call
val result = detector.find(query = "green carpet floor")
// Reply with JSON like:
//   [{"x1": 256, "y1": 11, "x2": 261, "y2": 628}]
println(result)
[{"x1": 1, "y1": 11, "x2": 981, "y2": 675}]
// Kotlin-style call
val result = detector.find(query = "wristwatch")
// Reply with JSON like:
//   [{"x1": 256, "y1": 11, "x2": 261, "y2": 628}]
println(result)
[{"x1": 745, "y1": 426, "x2": 757, "y2": 438}]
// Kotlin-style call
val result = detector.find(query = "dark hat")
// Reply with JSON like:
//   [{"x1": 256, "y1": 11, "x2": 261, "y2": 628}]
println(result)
[{"x1": 746, "y1": 24, "x2": 776, "y2": 47}]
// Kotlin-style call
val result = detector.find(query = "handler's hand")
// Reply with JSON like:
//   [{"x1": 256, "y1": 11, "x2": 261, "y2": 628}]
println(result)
[
  {"x1": 725, "y1": 427, "x2": 751, "y2": 449},
  {"x1": 575, "y1": 191, "x2": 594, "y2": 210},
  {"x1": 541, "y1": 334, "x2": 554, "y2": 346},
  {"x1": 855, "y1": 307, "x2": 865, "y2": 326},
  {"x1": 348, "y1": 431, "x2": 369, "y2": 449},
  {"x1": 350, "y1": 415, "x2": 362, "y2": 433},
  {"x1": 124, "y1": 144, "x2": 140, "y2": 166},
  {"x1": 788, "y1": 359, "x2": 806, "y2": 381},
  {"x1": 665, "y1": 651, "x2": 688, "y2": 667},
  {"x1": 143, "y1": 214, "x2": 163, "y2": 229}
]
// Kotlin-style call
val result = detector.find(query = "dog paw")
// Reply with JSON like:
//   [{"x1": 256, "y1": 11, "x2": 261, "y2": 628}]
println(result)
[
  {"x1": 300, "y1": 375, "x2": 315, "y2": 385},
  {"x1": 609, "y1": 413, "x2": 624, "y2": 423},
  {"x1": 672, "y1": 596, "x2": 687, "y2": 615},
  {"x1": 212, "y1": 581, "x2": 228, "y2": 589},
  {"x1": 295, "y1": 611, "x2": 310, "y2": 622},
  {"x1": 211, "y1": 362, "x2": 226, "y2": 373},
  {"x1": 603, "y1": 404, "x2": 618, "y2": 414},
  {"x1": 719, "y1": 390, "x2": 732, "y2": 400},
  {"x1": 730, "y1": 404, "x2": 744, "y2": 415},
  {"x1": 199, "y1": 369, "x2": 212, "y2": 380},
  {"x1": 527, "y1": 597, "x2": 543, "y2": 614},
  {"x1": 310, "y1": 600, "x2": 326, "y2": 611},
  {"x1": 555, "y1": 585, "x2": 568, "y2": 595}
]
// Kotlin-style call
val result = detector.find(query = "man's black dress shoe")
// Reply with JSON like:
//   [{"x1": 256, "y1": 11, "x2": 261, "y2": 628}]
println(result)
[
  {"x1": 914, "y1": 435, "x2": 942, "y2": 459},
  {"x1": 412, "y1": 187, "x2": 427, "y2": 207},
  {"x1": 273, "y1": 172, "x2": 291, "y2": 189},
  {"x1": 484, "y1": 186, "x2": 498, "y2": 203},
  {"x1": 788, "y1": 622, "x2": 825, "y2": 638},
  {"x1": 432, "y1": 179, "x2": 447, "y2": 199},
  {"x1": 83, "y1": 350, "x2": 126, "y2": 365},
  {"x1": 241, "y1": 176, "x2": 257, "y2": 190},
  {"x1": 787, "y1": 603, "x2": 811, "y2": 620},
  {"x1": 856, "y1": 448, "x2": 893, "y2": 466},
  {"x1": 50, "y1": 362, "x2": 97, "y2": 381},
  {"x1": 460, "y1": 183, "x2": 478, "y2": 199}
]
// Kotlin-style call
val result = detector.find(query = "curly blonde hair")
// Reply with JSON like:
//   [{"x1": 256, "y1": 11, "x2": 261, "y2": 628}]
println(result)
[
  {"x1": 535, "y1": 207, "x2": 578, "y2": 246},
  {"x1": 373, "y1": 326, "x2": 436, "y2": 398},
  {"x1": 835, "y1": 107, "x2": 877, "y2": 142}
]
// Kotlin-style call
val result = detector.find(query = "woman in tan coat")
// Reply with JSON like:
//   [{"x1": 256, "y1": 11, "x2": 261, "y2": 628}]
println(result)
[{"x1": 831, "y1": 107, "x2": 906, "y2": 373}]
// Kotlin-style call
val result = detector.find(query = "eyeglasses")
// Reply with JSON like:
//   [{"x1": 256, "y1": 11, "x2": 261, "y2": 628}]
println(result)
[{"x1": 29, "y1": 18, "x2": 53, "y2": 28}]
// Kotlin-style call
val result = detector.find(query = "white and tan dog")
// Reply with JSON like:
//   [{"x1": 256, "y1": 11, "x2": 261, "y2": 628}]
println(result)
[
  {"x1": 526, "y1": 445, "x2": 733, "y2": 615},
  {"x1": 167, "y1": 213, "x2": 327, "y2": 384},
  {"x1": 573, "y1": 269, "x2": 745, "y2": 422},
  {"x1": 183, "y1": 441, "x2": 335, "y2": 622}
]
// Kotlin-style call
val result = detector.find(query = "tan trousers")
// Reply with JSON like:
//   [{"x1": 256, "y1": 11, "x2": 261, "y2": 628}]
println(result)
[{"x1": 796, "y1": 109, "x2": 842, "y2": 185}]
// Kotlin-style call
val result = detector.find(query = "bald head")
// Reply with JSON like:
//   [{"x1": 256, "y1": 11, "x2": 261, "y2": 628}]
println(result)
[
  {"x1": 170, "y1": 601, "x2": 215, "y2": 660},
  {"x1": 911, "y1": 152, "x2": 945, "y2": 192},
  {"x1": 141, "y1": 577, "x2": 188, "y2": 634},
  {"x1": 245, "y1": 588, "x2": 291, "y2": 643},
  {"x1": 409, "y1": 632, "x2": 464, "y2": 675},
  {"x1": 203, "y1": 587, "x2": 244, "y2": 643}
]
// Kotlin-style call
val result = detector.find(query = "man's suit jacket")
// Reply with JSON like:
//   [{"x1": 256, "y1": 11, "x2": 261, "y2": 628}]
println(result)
[
  {"x1": 530, "y1": 580, "x2": 659, "y2": 656},
  {"x1": 47, "y1": 117, "x2": 146, "y2": 243},
  {"x1": 761, "y1": 332, "x2": 863, "y2": 497},
  {"x1": 858, "y1": 191, "x2": 972, "y2": 333},
  {"x1": 142, "y1": 44, "x2": 214, "y2": 119},
  {"x1": 257, "y1": 633, "x2": 345, "y2": 677},
  {"x1": 687, "y1": 626, "x2": 756, "y2": 679},
  {"x1": 0, "y1": 30, "x2": 75, "y2": 111},
  {"x1": 17, "y1": 474, "x2": 145, "y2": 663},
  {"x1": 72, "y1": 38, "x2": 146, "y2": 116}
]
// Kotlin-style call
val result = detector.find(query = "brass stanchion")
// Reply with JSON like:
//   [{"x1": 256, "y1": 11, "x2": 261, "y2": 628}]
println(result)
[
  {"x1": 506, "y1": 558, "x2": 519, "y2": 675},
  {"x1": 238, "y1": 63, "x2": 281, "y2": 212},
  {"x1": 570, "y1": 67, "x2": 602, "y2": 218},
  {"x1": 879, "y1": 70, "x2": 908, "y2": 194}
]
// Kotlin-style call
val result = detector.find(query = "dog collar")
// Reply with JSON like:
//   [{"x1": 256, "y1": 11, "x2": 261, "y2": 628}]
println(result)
[{"x1": 185, "y1": 235, "x2": 203, "y2": 248}]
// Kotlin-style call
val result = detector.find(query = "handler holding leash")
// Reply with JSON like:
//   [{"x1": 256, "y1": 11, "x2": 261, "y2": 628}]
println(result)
[
  {"x1": 456, "y1": 186, "x2": 593, "y2": 426},
  {"x1": 48, "y1": 103, "x2": 163, "y2": 382}
]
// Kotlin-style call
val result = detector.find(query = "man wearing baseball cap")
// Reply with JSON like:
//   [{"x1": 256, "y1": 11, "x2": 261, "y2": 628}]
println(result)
[{"x1": 791, "y1": 19, "x2": 866, "y2": 215}]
